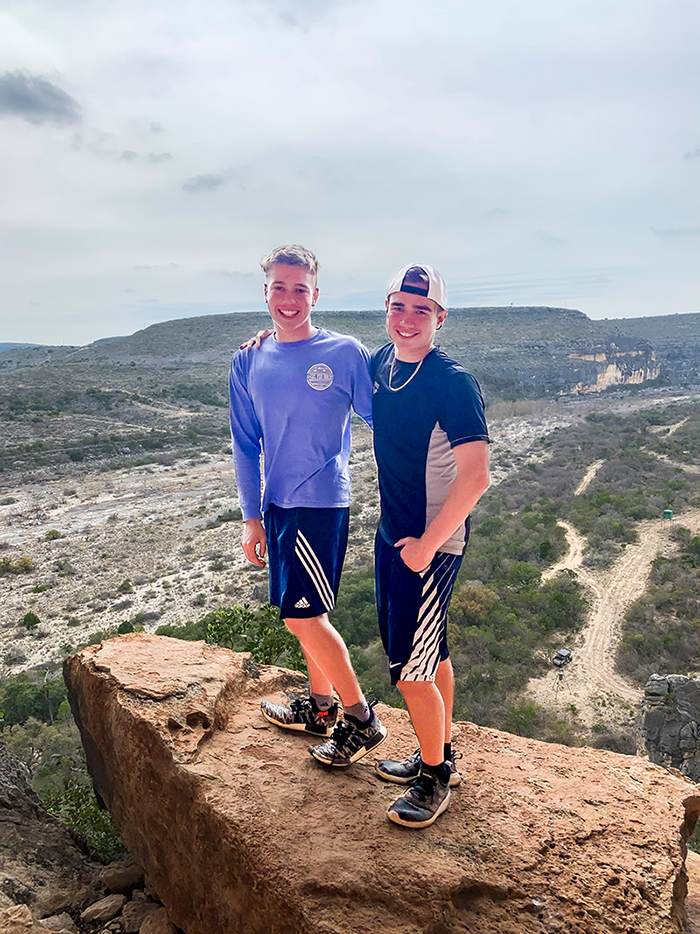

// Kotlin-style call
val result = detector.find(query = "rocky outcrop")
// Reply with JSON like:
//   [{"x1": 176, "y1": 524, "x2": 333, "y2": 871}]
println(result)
[
  {"x1": 639, "y1": 674, "x2": 700, "y2": 782},
  {"x1": 0, "y1": 744, "x2": 100, "y2": 918},
  {"x1": 64, "y1": 633, "x2": 700, "y2": 934},
  {"x1": 569, "y1": 337, "x2": 660, "y2": 393}
]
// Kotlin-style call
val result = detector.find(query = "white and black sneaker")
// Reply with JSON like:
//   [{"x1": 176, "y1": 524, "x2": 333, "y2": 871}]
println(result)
[
  {"x1": 387, "y1": 770, "x2": 451, "y2": 829},
  {"x1": 375, "y1": 749, "x2": 462, "y2": 787},
  {"x1": 308, "y1": 708, "x2": 387, "y2": 767},
  {"x1": 260, "y1": 696, "x2": 338, "y2": 737}
]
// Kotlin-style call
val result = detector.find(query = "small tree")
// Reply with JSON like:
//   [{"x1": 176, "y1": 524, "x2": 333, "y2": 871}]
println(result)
[
  {"x1": 19, "y1": 611, "x2": 40, "y2": 629},
  {"x1": 206, "y1": 604, "x2": 306, "y2": 671}
]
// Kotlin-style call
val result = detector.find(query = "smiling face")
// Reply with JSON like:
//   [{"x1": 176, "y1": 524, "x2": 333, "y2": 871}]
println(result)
[
  {"x1": 385, "y1": 290, "x2": 447, "y2": 362},
  {"x1": 264, "y1": 262, "x2": 319, "y2": 342}
]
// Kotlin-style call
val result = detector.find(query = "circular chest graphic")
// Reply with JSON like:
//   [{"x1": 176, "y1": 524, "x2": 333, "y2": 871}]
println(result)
[{"x1": 306, "y1": 363, "x2": 334, "y2": 391}]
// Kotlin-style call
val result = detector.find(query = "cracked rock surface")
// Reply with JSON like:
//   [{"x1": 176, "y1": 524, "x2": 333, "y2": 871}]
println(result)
[{"x1": 65, "y1": 633, "x2": 700, "y2": 934}]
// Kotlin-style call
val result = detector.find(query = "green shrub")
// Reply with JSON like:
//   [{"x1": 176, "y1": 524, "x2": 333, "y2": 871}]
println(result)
[
  {"x1": 206, "y1": 604, "x2": 306, "y2": 671},
  {"x1": 19, "y1": 611, "x2": 40, "y2": 629},
  {"x1": 0, "y1": 672, "x2": 68, "y2": 726},
  {"x1": 501, "y1": 700, "x2": 542, "y2": 737},
  {"x1": 155, "y1": 619, "x2": 208, "y2": 641},
  {"x1": 117, "y1": 579, "x2": 133, "y2": 594},
  {"x1": 43, "y1": 779, "x2": 126, "y2": 863},
  {"x1": 0, "y1": 555, "x2": 34, "y2": 576},
  {"x1": 44, "y1": 529, "x2": 63, "y2": 541},
  {"x1": 88, "y1": 629, "x2": 114, "y2": 645},
  {"x1": 3, "y1": 648, "x2": 26, "y2": 667}
]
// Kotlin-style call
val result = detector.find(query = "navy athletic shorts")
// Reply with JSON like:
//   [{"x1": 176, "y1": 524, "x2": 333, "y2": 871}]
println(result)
[
  {"x1": 375, "y1": 531, "x2": 464, "y2": 685},
  {"x1": 264, "y1": 504, "x2": 349, "y2": 620}
]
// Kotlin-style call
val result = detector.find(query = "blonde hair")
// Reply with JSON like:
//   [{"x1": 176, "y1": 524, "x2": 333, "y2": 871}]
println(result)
[{"x1": 260, "y1": 245, "x2": 319, "y2": 283}]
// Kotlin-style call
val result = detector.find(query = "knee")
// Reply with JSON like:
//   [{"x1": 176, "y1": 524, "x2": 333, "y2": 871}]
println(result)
[
  {"x1": 398, "y1": 679, "x2": 425, "y2": 698},
  {"x1": 284, "y1": 615, "x2": 324, "y2": 639}
]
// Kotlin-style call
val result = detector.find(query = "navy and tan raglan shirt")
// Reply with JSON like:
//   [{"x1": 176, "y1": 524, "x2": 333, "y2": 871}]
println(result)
[{"x1": 371, "y1": 343, "x2": 489, "y2": 556}]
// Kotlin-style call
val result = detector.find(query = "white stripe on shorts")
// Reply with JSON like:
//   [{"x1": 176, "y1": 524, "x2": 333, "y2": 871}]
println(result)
[
  {"x1": 295, "y1": 530, "x2": 335, "y2": 611},
  {"x1": 400, "y1": 553, "x2": 457, "y2": 681}
]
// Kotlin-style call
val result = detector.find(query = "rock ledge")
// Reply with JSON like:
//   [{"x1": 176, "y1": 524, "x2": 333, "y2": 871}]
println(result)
[{"x1": 65, "y1": 634, "x2": 700, "y2": 934}]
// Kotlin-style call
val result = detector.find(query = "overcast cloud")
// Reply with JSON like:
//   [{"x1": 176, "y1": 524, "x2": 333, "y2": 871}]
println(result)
[
  {"x1": 0, "y1": 70, "x2": 81, "y2": 124},
  {"x1": 0, "y1": 0, "x2": 699, "y2": 345}
]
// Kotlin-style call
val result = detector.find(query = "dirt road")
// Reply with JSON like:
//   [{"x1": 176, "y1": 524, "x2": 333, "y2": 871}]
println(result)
[{"x1": 528, "y1": 495, "x2": 700, "y2": 726}]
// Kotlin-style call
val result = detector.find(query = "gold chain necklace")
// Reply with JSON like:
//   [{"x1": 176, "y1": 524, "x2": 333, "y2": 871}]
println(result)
[{"x1": 388, "y1": 350, "x2": 425, "y2": 392}]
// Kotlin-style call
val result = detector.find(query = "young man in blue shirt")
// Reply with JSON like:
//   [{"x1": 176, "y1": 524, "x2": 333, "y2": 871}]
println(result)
[
  {"x1": 229, "y1": 245, "x2": 386, "y2": 767},
  {"x1": 371, "y1": 264, "x2": 490, "y2": 828}
]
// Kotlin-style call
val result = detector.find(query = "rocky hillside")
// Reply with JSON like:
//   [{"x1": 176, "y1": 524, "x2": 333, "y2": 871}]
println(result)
[{"x1": 1, "y1": 306, "x2": 697, "y2": 402}]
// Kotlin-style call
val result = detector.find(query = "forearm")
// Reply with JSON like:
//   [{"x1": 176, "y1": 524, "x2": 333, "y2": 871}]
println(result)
[
  {"x1": 231, "y1": 447, "x2": 263, "y2": 520},
  {"x1": 421, "y1": 471, "x2": 490, "y2": 555},
  {"x1": 420, "y1": 440, "x2": 490, "y2": 556}
]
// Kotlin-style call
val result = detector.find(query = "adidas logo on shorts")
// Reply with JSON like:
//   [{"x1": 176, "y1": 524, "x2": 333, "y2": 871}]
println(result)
[{"x1": 294, "y1": 597, "x2": 311, "y2": 609}]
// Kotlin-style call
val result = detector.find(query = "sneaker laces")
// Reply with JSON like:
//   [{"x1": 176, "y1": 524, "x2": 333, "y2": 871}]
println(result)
[
  {"x1": 407, "y1": 771, "x2": 436, "y2": 801},
  {"x1": 329, "y1": 719, "x2": 354, "y2": 746}
]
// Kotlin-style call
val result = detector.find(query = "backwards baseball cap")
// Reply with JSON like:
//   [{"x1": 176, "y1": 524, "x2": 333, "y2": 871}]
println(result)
[{"x1": 386, "y1": 263, "x2": 447, "y2": 310}]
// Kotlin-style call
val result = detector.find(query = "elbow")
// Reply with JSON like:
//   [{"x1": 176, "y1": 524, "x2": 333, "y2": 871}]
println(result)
[{"x1": 478, "y1": 465, "x2": 491, "y2": 495}]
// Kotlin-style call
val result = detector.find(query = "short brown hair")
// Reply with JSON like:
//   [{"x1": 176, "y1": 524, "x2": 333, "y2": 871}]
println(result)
[{"x1": 260, "y1": 245, "x2": 319, "y2": 282}]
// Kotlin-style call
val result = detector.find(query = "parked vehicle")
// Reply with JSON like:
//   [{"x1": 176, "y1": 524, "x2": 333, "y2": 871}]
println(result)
[{"x1": 552, "y1": 647, "x2": 573, "y2": 668}]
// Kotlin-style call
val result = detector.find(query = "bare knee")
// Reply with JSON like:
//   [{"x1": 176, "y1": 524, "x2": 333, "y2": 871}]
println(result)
[
  {"x1": 284, "y1": 615, "x2": 325, "y2": 639},
  {"x1": 398, "y1": 679, "x2": 433, "y2": 699}
]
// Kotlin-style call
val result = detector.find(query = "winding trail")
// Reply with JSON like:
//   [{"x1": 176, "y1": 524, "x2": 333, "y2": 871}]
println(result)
[
  {"x1": 574, "y1": 459, "x2": 605, "y2": 495},
  {"x1": 527, "y1": 459, "x2": 700, "y2": 722},
  {"x1": 646, "y1": 449, "x2": 700, "y2": 475},
  {"x1": 541, "y1": 520, "x2": 586, "y2": 581}
]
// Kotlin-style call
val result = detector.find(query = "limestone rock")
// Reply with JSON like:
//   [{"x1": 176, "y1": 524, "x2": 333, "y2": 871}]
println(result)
[
  {"x1": 0, "y1": 906, "x2": 48, "y2": 934},
  {"x1": 65, "y1": 633, "x2": 700, "y2": 934},
  {"x1": 80, "y1": 895, "x2": 126, "y2": 924},
  {"x1": 0, "y1": 743, "x2": 101, "y2": 916},
  {"x1": 38, "y1": 914, "x2": 77, "y2": 934},
  {"x1": 640, "y1": 674, "x2": 700, "y2": 781},
  {"x1": 98, "y1": 860, "x2": 145, "y2": 896},
  {"x1": 121, "y1": 900, "x2": 160, "y2": 933},
  {"x1": 139, "y1": 907, "x2": 178, "y2": 934}
]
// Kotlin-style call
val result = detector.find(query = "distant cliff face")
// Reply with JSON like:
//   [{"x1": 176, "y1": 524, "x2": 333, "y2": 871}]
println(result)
[{"x1": 568, "y1": 338, "x2": 660, "y2": 394}]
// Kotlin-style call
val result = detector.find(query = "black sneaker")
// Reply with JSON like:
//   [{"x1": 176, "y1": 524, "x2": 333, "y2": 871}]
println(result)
[
  {"x1": 375, "y1": 749, "x2": 462, "y2": 787},
  {"x1": 386, "y1": 770, "x2": 451, "y2": 829},
  {"x1": 308, "y1": 708, "x2": 387, "y2": 767},
  {"x1": 260, "y1": 696, "x2": 338, "y2": 736}
]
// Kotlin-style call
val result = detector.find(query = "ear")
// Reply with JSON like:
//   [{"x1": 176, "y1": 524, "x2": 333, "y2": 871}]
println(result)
[
  {"x1": 263, "y1": 283, "x2": 269, "y2": 302},
  {"x1": 436, "y1": 308, "x2": 447, "y2": 330},
  {"x1": 312, "y1": 286, "x2": 319, "y2": 306}
]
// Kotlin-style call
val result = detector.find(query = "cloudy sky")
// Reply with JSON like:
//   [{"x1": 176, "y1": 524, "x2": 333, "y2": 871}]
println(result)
[{"x1": 1, "y1": 0, "x2": 699, "y2": 345}]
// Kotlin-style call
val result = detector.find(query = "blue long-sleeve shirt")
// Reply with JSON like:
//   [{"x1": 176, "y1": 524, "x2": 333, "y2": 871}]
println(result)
[{"x1": 229, "y1": 328, "x2": 373, "y2": 521}]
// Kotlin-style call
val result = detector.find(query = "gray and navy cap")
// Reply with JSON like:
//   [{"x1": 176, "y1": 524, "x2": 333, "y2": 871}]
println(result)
[{"x1": 386, "y1": 263, "x2": 447, "y2": 310}]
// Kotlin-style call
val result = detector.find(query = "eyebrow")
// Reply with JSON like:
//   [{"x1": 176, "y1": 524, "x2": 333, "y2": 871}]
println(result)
[
  {"x1": 270, "y1": 280, "x2": 311, "y2": 289},
  {"x1": 389, "y1": 300, "x2": 432, "y2": 311}
]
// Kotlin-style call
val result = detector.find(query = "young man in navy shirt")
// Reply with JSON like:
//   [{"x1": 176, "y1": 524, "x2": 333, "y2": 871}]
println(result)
[
  {"x1": 229, "y1": 245, "x2": 386, "y2": 768},
  {"x1": 372, "y1": 264, "x2": 490, "y2": 828}
]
